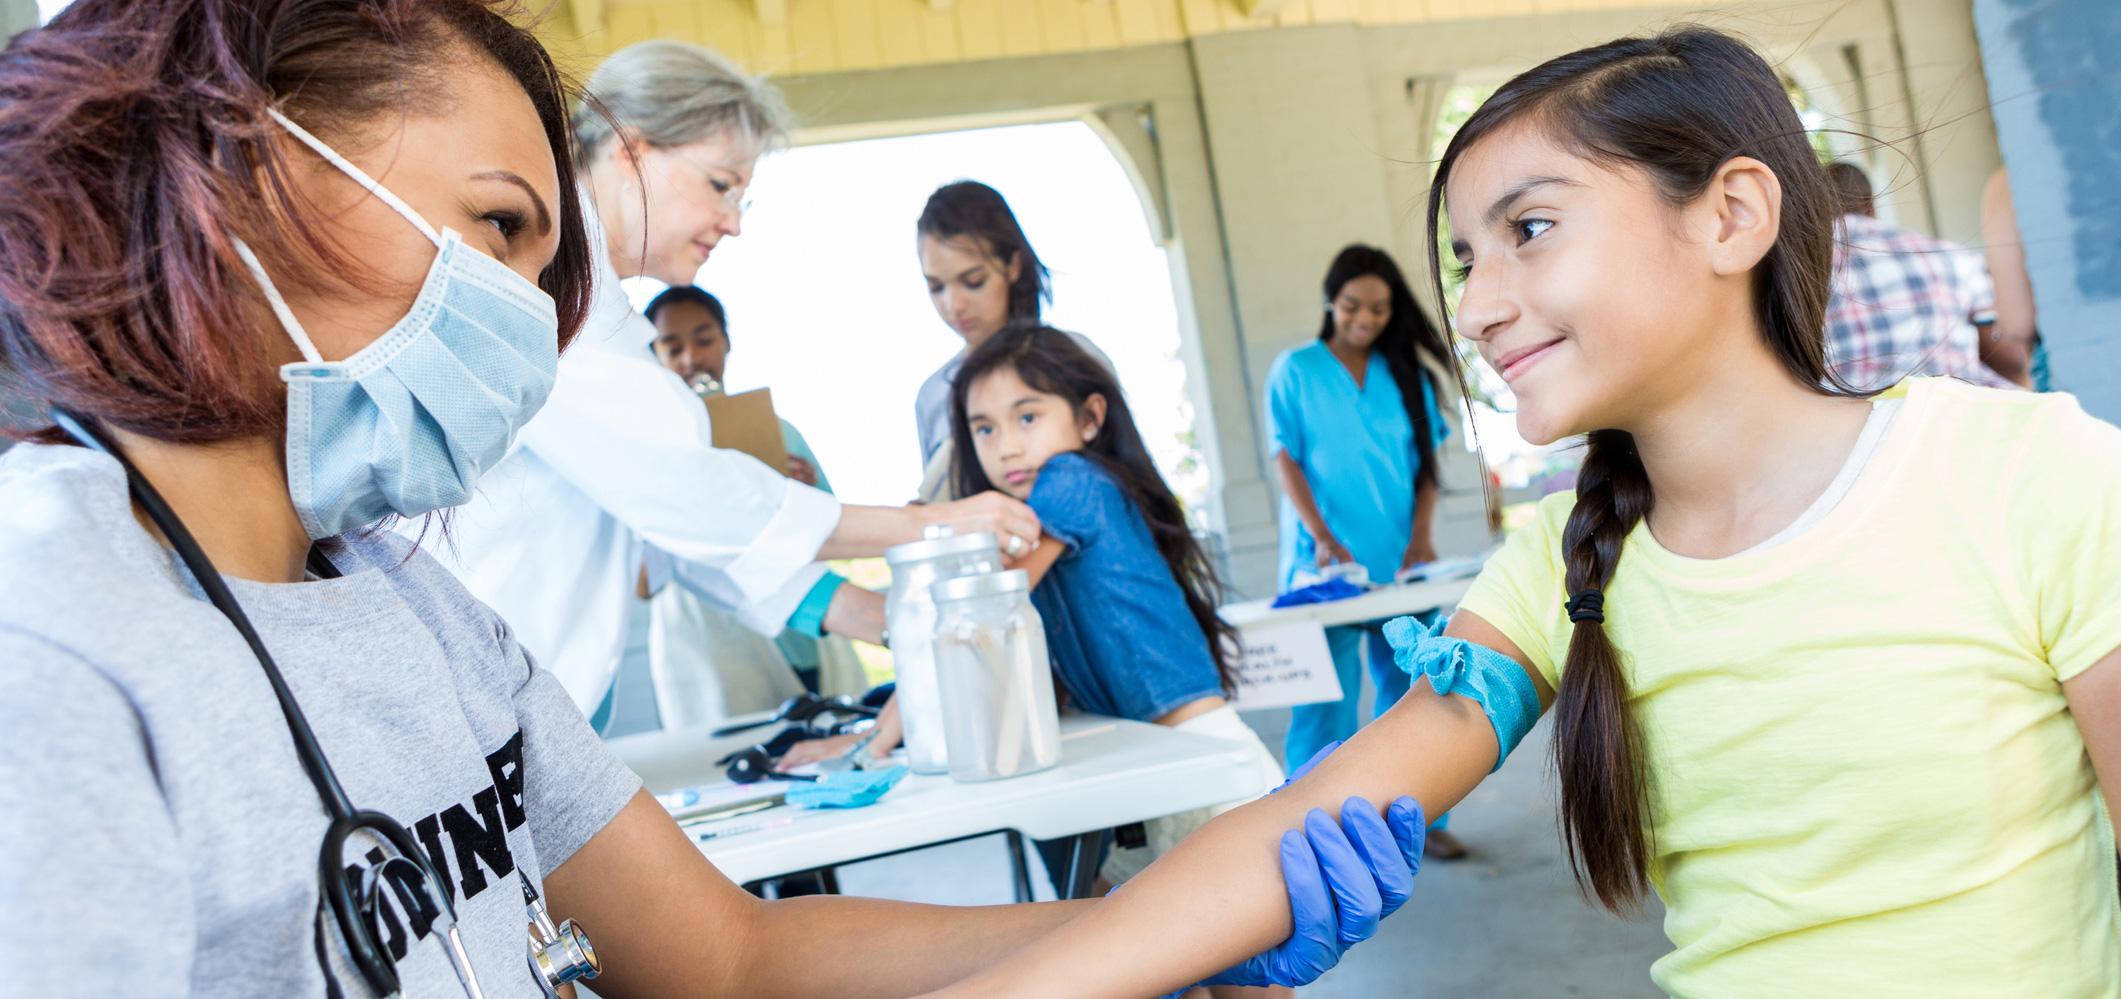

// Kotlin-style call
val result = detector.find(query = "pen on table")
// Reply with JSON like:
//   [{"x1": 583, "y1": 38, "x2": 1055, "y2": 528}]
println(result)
[{"x1": 695, "y1": 815, "x2": 796, "y2": 842}]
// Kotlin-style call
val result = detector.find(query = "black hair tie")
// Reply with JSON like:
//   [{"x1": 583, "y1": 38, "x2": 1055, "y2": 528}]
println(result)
[{"x1": 1565, "y1": 589, "x2": 1606, "y2": 625}]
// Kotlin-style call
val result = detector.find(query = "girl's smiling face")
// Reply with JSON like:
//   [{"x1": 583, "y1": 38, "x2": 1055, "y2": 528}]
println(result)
[
  {"x1": 1445, "y1": 123, "x2": 1763, "y2": 445},
  {"x1": 965, "y1": 365, "x2": 1106, "y2": 500}
]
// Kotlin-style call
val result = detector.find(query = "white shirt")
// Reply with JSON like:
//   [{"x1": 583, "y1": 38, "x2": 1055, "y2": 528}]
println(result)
[{"x1": 426, "y1": 194, "x2": 841, "y2": 711}]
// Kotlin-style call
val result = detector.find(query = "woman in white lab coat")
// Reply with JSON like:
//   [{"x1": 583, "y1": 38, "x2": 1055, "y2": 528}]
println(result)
[{"x1": 434, "y1": 41, "x2": 1037, "y2": 713}]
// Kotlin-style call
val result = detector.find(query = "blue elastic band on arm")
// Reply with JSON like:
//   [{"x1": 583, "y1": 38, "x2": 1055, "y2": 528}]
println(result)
[
  {"x1": 1382, "y1": 615, "x2": 1540, "y2": 773},
  {"x1": 786, "y1": 571, "x2": 846, "y2": 639}
]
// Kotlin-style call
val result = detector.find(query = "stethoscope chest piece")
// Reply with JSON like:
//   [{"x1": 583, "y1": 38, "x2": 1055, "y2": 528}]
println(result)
[{"x1": 523, "y1": 872, "x2": 599, "y2": 996}]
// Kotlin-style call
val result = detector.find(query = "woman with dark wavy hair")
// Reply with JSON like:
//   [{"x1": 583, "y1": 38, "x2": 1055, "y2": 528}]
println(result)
[{"x1": 0, "y1": 3, "x2": 1416, "y2": 994}]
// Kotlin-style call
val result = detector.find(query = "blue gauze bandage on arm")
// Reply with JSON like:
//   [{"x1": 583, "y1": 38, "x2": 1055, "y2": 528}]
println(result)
[
  {"x1": 785, "y1": 571, "x2": 846, "y2": 638},
  {"x1": 1381, "y1": 614, "x2": 1540, "y2": 772}
]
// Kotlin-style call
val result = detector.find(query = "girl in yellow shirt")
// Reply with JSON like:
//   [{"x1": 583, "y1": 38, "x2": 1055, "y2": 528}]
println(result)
[{"x1": 911, "y1": 24, "x2": 2121, "y2": 999}]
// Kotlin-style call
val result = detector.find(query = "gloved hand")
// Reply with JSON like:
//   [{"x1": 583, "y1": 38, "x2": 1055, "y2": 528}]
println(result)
[
  {"x1": 1262, "y1": 741, "x2": 1422, "y2": 918},
  {"x1": 1193, "y1": 741, "x2": 1427, "y2": 989}
]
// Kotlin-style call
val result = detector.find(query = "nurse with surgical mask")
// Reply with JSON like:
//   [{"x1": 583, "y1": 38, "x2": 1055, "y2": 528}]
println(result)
[
  {"x1": 432, "y1": 41, "x2": 1042, "y2": 713},
  {"x1": 1, "y1": 5, "x2": 1425, "y2": 995}
]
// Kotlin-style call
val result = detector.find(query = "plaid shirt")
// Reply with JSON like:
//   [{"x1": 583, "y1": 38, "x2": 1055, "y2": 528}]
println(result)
[{"x1": 1825, "y1": 213, "x2": 2013, "y2": 391}]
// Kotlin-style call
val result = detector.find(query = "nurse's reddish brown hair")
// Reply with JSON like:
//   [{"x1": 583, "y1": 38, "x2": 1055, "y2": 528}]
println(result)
[{"x1": 0, "y1": 0, "x2": 594, "y2": 445}]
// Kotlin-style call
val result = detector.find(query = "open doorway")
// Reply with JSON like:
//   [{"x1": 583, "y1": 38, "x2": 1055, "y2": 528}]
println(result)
[{"x1": 625, "y1": 120, "x2": 1202, "y2": 512}]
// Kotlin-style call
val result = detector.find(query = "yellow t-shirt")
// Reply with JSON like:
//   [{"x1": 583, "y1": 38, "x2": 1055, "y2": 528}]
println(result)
[{"x1": 1460, "y1": 378, "x2": 2121, "y2": 997}]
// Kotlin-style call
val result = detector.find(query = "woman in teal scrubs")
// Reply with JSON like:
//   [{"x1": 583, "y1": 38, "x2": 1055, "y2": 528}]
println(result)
[{"x1": 1266, "y1": 244, "x2": 1461, "y2": 856}]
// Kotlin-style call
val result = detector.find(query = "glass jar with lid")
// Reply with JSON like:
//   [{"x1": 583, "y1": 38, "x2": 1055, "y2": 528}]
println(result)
[
  {"x1": 883, "y1": 526, "x2": 1002, "y2": 774},
  {"x1": 929, "y1": 569, "x2": 1061, "y2": 782}
]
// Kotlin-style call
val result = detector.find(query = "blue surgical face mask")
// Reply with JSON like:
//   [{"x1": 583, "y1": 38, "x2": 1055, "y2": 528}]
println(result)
[{"x1": 234, "y1": 109, "x2": 560, "y2": 540}]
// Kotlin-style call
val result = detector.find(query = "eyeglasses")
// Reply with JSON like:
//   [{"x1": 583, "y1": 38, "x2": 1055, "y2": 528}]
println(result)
[{"x1": 668, "y1": 151, "x2": 753, "y2": 216}]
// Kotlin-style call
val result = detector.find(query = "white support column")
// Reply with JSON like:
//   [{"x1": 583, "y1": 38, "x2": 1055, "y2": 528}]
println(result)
[{"x1": 1189, "y1": 25, "x2": 1406, "y2": 594}]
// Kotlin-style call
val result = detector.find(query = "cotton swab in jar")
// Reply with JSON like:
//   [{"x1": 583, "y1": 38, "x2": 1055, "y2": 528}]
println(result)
[{"x1": 981, "y1": 619, "x2": 1025, "y2": 777}]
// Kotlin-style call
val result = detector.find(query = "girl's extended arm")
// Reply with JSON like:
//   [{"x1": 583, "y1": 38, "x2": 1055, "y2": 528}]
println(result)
[
  {"x1": 1272, "y1": 451, "x2": 1351, "y2": 566},
  {"x1": 546, "y1": 791, "x2": 1091, "y2": 999},
  {"x1": 922, "y1": 612, "x2": 1551, "y2": 999},
  {"x1": 550, "y1": 765, "x2": 1437, "y2": 997}
]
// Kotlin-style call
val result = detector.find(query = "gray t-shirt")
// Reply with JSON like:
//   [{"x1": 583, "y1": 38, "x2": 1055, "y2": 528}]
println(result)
[{"x1": 0, "y1": 443, "x2": 641, "y2": 998}]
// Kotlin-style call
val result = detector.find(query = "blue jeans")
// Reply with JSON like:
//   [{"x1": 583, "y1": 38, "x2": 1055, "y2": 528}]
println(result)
[{"x1": 1285, "y1": 620, "x2": 1450, "y2": 830}]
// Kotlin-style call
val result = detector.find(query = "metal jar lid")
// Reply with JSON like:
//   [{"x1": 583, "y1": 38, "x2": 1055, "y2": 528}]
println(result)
[
  {"x1": 931, "y1": 569, "x2": 1031, "y2": 602},
  {"x1": 884, "y1": 525, "x2": 1000, "y2": 565}
]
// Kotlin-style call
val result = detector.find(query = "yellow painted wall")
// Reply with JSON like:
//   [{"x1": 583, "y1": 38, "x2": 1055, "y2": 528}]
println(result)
[{"x1": 544, "y1": 0, "x2": 1731, "y2": 75}]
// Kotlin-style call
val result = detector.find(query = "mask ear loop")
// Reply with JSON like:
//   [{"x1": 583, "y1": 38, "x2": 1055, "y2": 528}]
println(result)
[
  {"x1": 239, "y1": 106, "x2": 454, "y2": 367},
  {"x1": 231, "y1": 237, "x2": 326, "y2": 366},
  {"x1": 266, "y1": 107, "x2": 444, "y2": 248}
]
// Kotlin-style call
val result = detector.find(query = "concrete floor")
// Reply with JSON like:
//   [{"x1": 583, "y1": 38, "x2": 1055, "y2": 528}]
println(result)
[{"x1": 830, "y1": 711, "x2": 1673, "y2": 997}]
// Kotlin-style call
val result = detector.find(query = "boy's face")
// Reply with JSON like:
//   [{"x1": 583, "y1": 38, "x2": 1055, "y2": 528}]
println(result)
[
  {"x1": 965, "y1": 366, "x2": 1104, "y2": 500},
  {"x1": 651, "y1": 299, "x2": 729, "y2": 388}
]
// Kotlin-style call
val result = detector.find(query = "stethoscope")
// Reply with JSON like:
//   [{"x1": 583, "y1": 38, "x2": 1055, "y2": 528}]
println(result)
[
  {"x1": 711, "y1": 691, "x2": 879, "y2": 737},
  {"x1": 52, "y1": 410, "x2": 598, "y2": 999}
]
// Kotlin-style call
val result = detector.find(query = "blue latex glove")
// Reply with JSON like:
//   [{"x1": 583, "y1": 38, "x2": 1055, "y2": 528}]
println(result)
[
  {"x1": 783, "y1": 766, "x2": 907, "y2": 808},
  {"x1": 1269, "y1": 577, "x2": 1366, "y2": 607},
  {"x1": 1191, "y1": 742, "x2": 1427, "y2": 989},
  {"x1": 1261, "y1": 740, "x2": 1422, "y2": 919}
]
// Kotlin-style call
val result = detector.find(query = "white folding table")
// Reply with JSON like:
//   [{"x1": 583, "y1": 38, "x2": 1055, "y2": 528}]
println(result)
[
  {"x1": 1218, "y1": 576, "x2": 1476, "y2": 631},
  {"x1": 606, "y1": 713, "x2": 1268, "y2": 899}
]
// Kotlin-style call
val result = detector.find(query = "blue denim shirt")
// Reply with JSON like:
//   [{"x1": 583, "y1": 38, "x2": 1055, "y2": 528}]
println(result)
[{"x1": 1026, "y1": 453, "x2": 1225, "y2": 721}]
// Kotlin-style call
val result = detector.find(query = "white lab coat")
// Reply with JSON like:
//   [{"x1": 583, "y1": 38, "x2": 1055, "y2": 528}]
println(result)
[{"x1": 427, "y1": 196, "x2": 842, "y2": 712}]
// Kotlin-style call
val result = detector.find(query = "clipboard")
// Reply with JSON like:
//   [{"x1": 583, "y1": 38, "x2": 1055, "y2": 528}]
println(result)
[{"x1": 703, "y1": 387, "x2": 790, "y2": 477}]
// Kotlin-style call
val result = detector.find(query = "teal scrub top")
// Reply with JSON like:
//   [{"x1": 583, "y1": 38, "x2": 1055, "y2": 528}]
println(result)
[
  {"x1": 779, "y1": 419, "x2": 833, "y2": 496},
  {"x1": 1265, "y1": 340, "x2": 1448, "y2": 592}
]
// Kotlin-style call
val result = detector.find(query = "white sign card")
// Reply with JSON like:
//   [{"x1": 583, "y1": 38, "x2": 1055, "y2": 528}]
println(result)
[{"x1": 1227, "y1": 620, "x2": 1343, "y2": 710}]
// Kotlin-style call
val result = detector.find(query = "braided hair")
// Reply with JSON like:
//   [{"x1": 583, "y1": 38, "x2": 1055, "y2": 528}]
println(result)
[{"x1": 1426, "y1": 26, "x2": 1848, "y2": 910}]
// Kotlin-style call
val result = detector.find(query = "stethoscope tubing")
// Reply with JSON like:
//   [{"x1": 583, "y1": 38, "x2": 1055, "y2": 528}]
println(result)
[
  {"x1": 50, "y1": 408, "x2": 467, "y2": 998},
  {"x1": 51, "y1": 409, "x2": 360, "y2": 821}
]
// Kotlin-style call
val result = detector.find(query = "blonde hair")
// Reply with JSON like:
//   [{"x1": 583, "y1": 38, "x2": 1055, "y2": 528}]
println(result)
[{"x1": 571, "y1": 40, "x2": 792, "y2": 167}]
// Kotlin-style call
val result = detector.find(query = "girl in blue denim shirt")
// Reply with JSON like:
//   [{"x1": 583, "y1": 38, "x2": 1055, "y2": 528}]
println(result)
[{"x1": 950, "y1": 326, "x2": 1288, "y2": 920}]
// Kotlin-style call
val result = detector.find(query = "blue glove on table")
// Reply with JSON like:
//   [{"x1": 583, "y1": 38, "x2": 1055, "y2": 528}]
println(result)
[
  {"x1": 784, "y1": 766, "x2": 907, "y2": 808},
  {"x1": 1269, "y1": 577, "x2": 1366, "y2": 607},
  {"x1": 1190, "y1": 741, "x2": 1426, "y2": 990}
]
